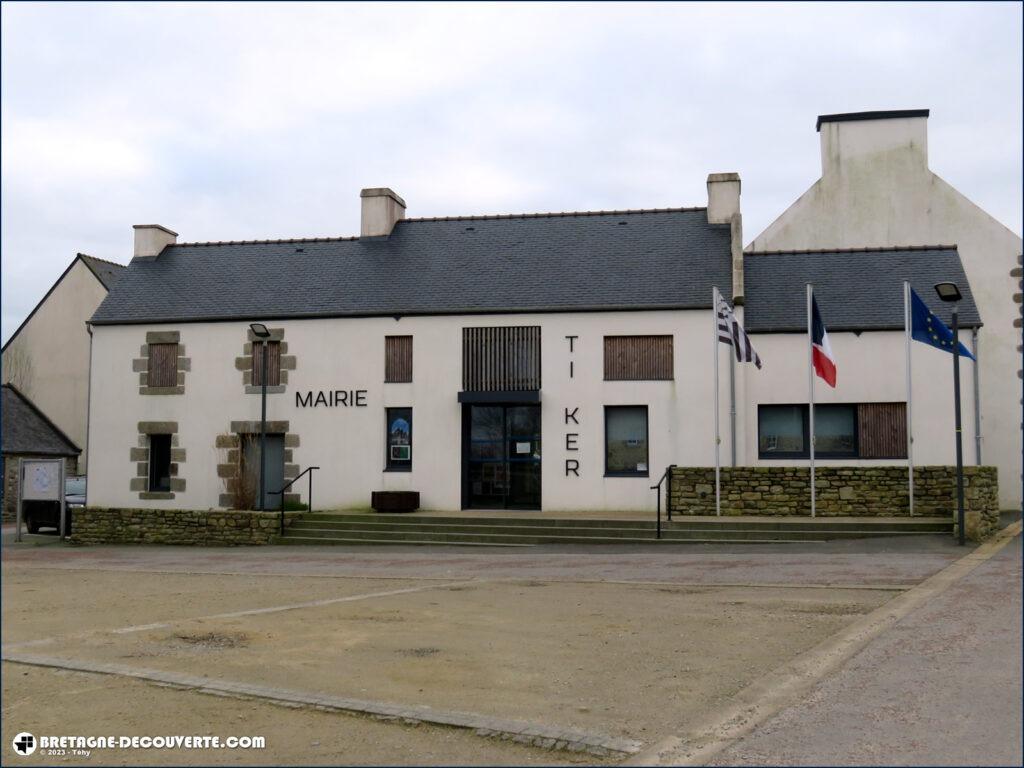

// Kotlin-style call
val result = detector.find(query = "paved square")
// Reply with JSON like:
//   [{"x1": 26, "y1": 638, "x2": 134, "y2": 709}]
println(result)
[{"x1": 2, "y1": 530, "x2": 1017, "y2": 766}]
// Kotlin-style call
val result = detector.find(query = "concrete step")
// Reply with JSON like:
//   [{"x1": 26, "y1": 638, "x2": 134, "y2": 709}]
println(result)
[
  {"x1": 279, "y1": 525, "x2": 936, "y2": 546},
  {"x1": 294, "y1": 515, "x2": 951, "y2": 534},
  {"x1": 277, "y1": 535, "x2": 533, "y2": 548},
  {"x1": 275, "y1": 533, "x2": 806, "y2": 547},
  {"x1": 287, "y1": 521, "x2": 947, "y2": 539}
]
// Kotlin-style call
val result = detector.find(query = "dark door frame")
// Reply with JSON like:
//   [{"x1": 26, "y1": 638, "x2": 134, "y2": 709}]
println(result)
[{"x1": 461, "y1": 402, "x2": 542, "y2": 511}]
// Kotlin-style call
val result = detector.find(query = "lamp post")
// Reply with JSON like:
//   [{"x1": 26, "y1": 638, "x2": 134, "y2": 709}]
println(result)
[
  {"x1": 934, "y1": 282, "x2": 965, "y2": 546},
  {"x1": 249, "y1": 323, "x2": 271, "y2": 511}
]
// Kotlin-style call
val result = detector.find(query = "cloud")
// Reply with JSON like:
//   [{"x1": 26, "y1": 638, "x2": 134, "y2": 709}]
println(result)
[{"x1": 1, "y1": 2, "x2": 1021, "y2": 341}]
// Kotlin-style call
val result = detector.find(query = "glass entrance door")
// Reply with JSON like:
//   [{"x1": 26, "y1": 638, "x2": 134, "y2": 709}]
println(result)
[{"x1": 466, "y1": 404, "x2": 541, "y2": 509}]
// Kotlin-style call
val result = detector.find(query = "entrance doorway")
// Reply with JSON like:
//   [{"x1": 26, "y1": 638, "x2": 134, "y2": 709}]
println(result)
[
  {"x1": 241, "y1": 433, "x2": 285, "y2": 510},
  {"x1": 463, "y1": 404, "x2": 541, "y2": 510}
]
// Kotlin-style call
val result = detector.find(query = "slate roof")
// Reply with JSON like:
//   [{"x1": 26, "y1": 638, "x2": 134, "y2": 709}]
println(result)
[
  {"x1": 744, "y1": 246, "x2": 982, "y2": 333},
  {"x1": 79, "y1": 254, "x2": 125, "y2": 290},
  {"x1": 1, "y1": 385, "x2": 80, "y2": 456},
  {"x1": 2, "y1": 253, "x2": 126, "y2": 353},
  {"x1": 89, "y1": 208, "x2": 733, "y2": 324}
]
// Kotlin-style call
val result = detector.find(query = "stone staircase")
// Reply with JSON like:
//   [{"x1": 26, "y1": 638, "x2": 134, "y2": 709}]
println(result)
[{"x1": 276, "y1": 512, "x2": 953, "y2": 547}]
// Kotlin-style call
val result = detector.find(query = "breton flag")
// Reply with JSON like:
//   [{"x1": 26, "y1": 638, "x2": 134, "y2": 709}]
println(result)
[
  {"x1": 712, "y1": 286, "x2": 763, "y2": 518},
  {"x1": 716, "y1": 290, "x2": 763, "y2": 368},
  {"x1": 810, "y1": 296, "x2": 837, "y2": 387}
]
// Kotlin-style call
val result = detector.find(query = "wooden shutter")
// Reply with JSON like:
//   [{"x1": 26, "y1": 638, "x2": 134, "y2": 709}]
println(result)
[
  {"x1": 385, "y1": 336, "x2": 413, "y2": 383},
  {"x1": 603, "y1": 336, "x2": 673, "y2": 380},
  {"x1": 148, "y1": 343, "x2": 178, "y2": 387},
  {"x1": 462, "y1": 326, "x2": 541, "y2": 391},
  {"x1": 252, "y1": 341, "x2": 281, "y2": 387},
  {"x1": 857, "y1": 403, "x2": 907, "y2": 459}
]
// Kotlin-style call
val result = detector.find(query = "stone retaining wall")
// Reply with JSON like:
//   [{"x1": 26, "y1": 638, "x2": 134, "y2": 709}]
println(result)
[
  {"x1": 70, "y1": 507, "x2": 303, "y2": 546},
  {"x1": 669, "y1": 465, "x2": 999, "y2": 540}
]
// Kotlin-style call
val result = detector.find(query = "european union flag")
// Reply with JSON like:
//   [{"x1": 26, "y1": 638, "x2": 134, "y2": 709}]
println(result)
[{"x1": 910, "y1": 288, "x2": 975, "y2": 360}]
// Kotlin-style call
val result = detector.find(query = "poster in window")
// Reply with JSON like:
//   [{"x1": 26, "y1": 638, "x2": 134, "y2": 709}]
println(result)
[{"x1": 386, "y1": 408, "x2": 412, "y2": 470}]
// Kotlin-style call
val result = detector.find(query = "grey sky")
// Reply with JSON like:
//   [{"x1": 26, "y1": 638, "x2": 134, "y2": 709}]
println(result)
[{"x1": 2, "y1": 2, "x2": 1021, "y2": 343}]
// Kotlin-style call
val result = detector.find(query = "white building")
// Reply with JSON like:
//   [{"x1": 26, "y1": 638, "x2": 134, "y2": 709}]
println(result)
[
  {"x1": 84, "y1": 178, "x2": 985, "y2": 515},
  {"x1": 2, "y1": 253, "x2": 124, "y2": 471},
  {"x1": 749, "y1": 109, "x2": 1022, "y2": 508}
]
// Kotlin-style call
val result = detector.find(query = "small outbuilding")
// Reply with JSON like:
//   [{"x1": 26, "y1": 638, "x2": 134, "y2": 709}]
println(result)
[{"x1": 2, "y1": 384, "x2": 80, "y2": 521}]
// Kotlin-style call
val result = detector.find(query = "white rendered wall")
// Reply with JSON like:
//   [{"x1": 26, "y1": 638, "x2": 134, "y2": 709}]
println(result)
[
  {"x1": 749, "y1": 115, "x2": 1022, "y2": 507},
  {"x1": 742, "y1": 330, "x2": 977, "y2": 468},
  {"x1": 87, "y1": 310, "x2": 728, "y2": 514},
  {"x1": 88, "y1": 311, "x2": 980, "y2": 514},
  {"x1": 2, "y1": 259, "x2": 108, "y2": 468}
]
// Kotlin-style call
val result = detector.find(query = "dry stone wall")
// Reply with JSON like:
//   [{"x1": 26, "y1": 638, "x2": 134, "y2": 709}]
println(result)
[
  {"x1": 669, "y1": 465, "x2": 999, "y2": 539},
  {"x1": 71, "y1": 508, "x2": 302, "y2": 545}
]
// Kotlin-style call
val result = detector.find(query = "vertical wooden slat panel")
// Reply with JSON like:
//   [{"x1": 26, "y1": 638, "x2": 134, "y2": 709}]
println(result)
[
  {"x1": 385, "y1": 336, "x2": 412, "y2": 383},
  {"x1": 462, "y1": 326, "x2": 541, "y2": 391},
  {"x1": 858, "y1": 402, "x2": 907, "y2": 459},
  {"x1": 252, "y1": 341, "x2": 282, "y2": 387},
  {"x1": 603, "y1": 336, "x2": 673, "y2": 381},
  {"x1": 148, "y1": 343, "x2": 178, "y2": 387},
  {"x1": 267, "y1": 341, "x2": 281, "y2": 386}
]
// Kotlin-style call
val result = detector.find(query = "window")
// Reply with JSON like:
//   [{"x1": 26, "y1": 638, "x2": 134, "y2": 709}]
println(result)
[
  {"x1": 148, "y1": 343, "x2": 178, "y2": 388},
  {"x1": 758, "y1": 404, "x2": 856, "y2": 459},
  {"x1": 252, "y1": 341, "x2": 281, "y2": 387},
  {"x1": 148, "y1": 434, "x2": 172, "y2": 492},
  {"x1": 815, "y1": 406, "x2": 856, "y2": 456},
  {"x1": 758, "y1": 404, "x2": 905, "y2": 459},
  {"x1": 385, "y1": 336, "x2": 413, "y2": 383},
  {"x1": 604, "y1": 336, "x2": 673, "y2": 380},
  {"x1": 605, "y1": 406, "x2": 649, "y2": 476},
  {"x1": 385, "y1": 408, "x2": 412, "y2": 471},
  {"x1": 758, "y1": 405, "x2": 806, "y2": 456}
]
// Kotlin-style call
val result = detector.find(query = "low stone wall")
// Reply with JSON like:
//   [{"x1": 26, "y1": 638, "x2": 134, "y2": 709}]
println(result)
[
  {"x1": 70, "y1": 507, "x2": 303, "y2": 546},
  {"x1": 669, "y1": 465, "x2": 999, "y2": 540}
]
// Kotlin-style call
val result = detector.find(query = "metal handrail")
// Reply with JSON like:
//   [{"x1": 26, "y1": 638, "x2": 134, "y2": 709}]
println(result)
[
  {"x1": 649, "y1": 464, "x2": 676, "y2": 539},
  {"x1": 268, "y1": 466, "x2": 320, "y2": 535}
]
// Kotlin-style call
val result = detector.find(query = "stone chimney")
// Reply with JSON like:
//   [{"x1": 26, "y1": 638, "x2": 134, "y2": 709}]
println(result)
[
  {"x1": 360, "y1": 188, "x2": 406, "y2": 238},
  {"x1": 707, "y1": 173, "x2": 744, "y2": 302},
  {"x1": 133, "y1": 224, "x2": 178, "y2": 259},
  {"x1": 817, "y1": 109, "x2": 929, "y2": 178}
]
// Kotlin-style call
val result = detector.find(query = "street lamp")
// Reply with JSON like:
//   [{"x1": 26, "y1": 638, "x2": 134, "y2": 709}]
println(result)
[
  {"x1": 249, "y1": 322, "x2": 271, "y2": 511},
  {"x1": 933, "y1": 283, "x2": 965, "y2": 546}
]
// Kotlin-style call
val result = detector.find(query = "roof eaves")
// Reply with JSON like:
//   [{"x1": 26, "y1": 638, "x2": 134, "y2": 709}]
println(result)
[{"x1": 89, "y1": 302, "x2": 716, "y2": 327}]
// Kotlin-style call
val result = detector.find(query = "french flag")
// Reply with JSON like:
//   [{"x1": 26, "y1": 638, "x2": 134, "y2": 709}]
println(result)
[{"x1": 811, "y1": 296, "x2": 837, "y2": 388}]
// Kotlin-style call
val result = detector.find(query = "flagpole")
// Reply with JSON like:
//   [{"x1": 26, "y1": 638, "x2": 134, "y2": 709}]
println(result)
[
  {"x1": 807, "y1": 283, "x2": 816, "y2": 519},
  {"x1": 713, "y1": 286, "x2": 721, "y2": 517},
  {"x1": 904, "y1": 281, "x2": 914, "y2": 517}
]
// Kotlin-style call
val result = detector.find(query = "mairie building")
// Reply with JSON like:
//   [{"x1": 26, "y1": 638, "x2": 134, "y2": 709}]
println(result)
[{"x1": 86, "y1": 172, "x2": 985, "y2": 515}]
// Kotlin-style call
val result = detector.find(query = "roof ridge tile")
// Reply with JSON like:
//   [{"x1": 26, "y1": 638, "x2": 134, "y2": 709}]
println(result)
[{"x1": 745, "y1": 244, "x2": 957, "y2": 256}]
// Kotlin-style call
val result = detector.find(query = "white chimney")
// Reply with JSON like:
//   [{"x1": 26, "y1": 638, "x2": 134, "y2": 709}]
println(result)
[
  {"x1": 706, "y1": 172, "x2": 741, "y2": 224},
  {"x1": 817, "y1": 109, "x2": 929, "y2": 179},
  {"x1": 133, "y1": 224, "x2": 177, "y2": 259},
  {"x1": 360, "y1": 188, "x2": 406, "y2": 238},
  {"x1": 706, "y1": 173, "x2": 744, "y2": 302}
]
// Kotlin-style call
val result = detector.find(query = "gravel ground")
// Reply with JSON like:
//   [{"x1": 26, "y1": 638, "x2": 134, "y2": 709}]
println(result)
[{"x1": 3, "y1": 524, "x2": 1016, "y2": 766}]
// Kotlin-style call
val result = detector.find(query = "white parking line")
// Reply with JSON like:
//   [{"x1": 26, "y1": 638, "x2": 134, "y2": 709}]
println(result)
[{"x1": 110, "y1": 580, "x2": 480, "y2": 634}]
